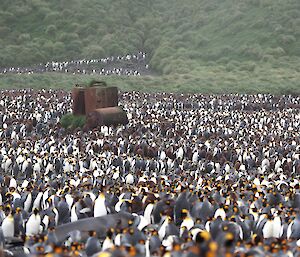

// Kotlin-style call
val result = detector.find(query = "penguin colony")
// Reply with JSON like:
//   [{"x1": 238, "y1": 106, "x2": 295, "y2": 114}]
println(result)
[{"x1": 0, "y1": 89, "x2": 299, "y2": 257}]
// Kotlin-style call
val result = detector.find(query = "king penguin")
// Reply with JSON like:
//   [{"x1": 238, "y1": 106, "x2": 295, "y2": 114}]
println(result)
[
  {"x1": 94, "y1": 192, "x2": 108, "y2": 217},
  {"x1": 287, "y1": 213, "x2": 300, "y2": 240},
  {"x1": 1, "y1": 207, "x2": 14, "y2": 237},
  {"x1": 25, "y1": 208, "x2": 41, "y2": 236}
]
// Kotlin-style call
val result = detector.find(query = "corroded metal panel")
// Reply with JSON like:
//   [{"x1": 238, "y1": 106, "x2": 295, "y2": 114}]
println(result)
[
  {"x1": 72, "y1": 87, "x2": 85, "y2": 115},
  {"x1": 84, "y1": 87, "x2": 97, "y2": 115},
  {"x1": 104, "y1": 87, "x2": 118, "y2": 107},
  {"x1": 86, "y1": 107, "x2": 128, "y2": 128},
  {"x1": 84, "y1": 86, "x2": 118, "y2": 114}
]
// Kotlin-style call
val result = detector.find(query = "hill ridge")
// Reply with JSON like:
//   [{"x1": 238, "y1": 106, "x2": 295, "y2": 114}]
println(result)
[{"x1": 0, "y1": 0, "x2": 299, "y2": 93}]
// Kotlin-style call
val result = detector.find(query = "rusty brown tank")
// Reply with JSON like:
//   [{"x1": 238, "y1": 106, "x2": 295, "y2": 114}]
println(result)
[
  {"x1": 84, "y1": 86, "x2": 118, "y2": 114},
  {"x1": 86, "y1": 107, "x2": 128, "y2": 129}
]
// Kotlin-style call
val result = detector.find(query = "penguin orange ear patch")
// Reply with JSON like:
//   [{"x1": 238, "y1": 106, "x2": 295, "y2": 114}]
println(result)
[
  {"x1": 200, "y1": 231, "x2": 211, "y2": 241},
  {"x1": 182, "y1": 209, "x2": 188, "y2": 213},
  {"x1": 208, "y1": 241, "x2": 218, "y2": 252},
  {"x1": 225, "y1": 233, "x2": 234, "y2": 240}
]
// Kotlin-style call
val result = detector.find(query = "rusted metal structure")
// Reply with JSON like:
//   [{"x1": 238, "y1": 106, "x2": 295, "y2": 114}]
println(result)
[
  {"x1": 86, "y1": 107, "x2": 129, "y2": 128},
  {"x1": 84, "y1": 86, "x2": 118, "y2": 114},
  {"x1": 72, "y1": 87, "x2": 86, "y2": 115},
  {"x1": 72, "y1": 81, "x2": 127, "y2": 129}
]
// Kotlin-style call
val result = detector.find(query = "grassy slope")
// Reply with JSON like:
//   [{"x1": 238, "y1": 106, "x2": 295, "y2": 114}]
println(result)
[
  {"x1": 1, "y1": 67, "x2": 299, "y2": 95},
  {"x1": 0, "y1": 0, "x2": 299, "y2": 93}
]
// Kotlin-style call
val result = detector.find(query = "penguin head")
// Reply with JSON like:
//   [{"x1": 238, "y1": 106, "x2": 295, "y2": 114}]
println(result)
[
  {"x1": 252, "y1": 234, "x2": 262, "y2": 246},
  {"x1": 33, "y1": 208, "x2": 39, "y2": 215},
  {"x1": 224, "y1": 232, "x2": 235, "y2": 248},
  {"x1": 35, "y1": 245, "x2": 45, "y2": 254},
  {"x1": 251, "y1": 206, "x2": 258, "y2": 213},
  {"x1": 48, "y1": 226, "x2": 55, "y2": 232},
  {"x1": 128, "y1": 218, "x2": 134, "y2": 227},
  {"x1": 138, "y1": 239, "x2": 145, "y2": 245},
  {"x1": 223, "y1": 225, "x2": 229, "y2": 232},
  {"x1": 5, "y1": 191, "x2": 14, "y2": 199},
  {"x1": 38, "y1": 235, "x2": 45, "y2": 243},
  {"x1": 195, "y1": 231, "x2": 211, "y2": 244},
  {"x1": 106, "y1": 228, "x2": 114, "y2": 239},
  {"x1": 229, "y1": 215, "x2": 236, "y2": 222},
  {"x1": 173, "y1": 242, "x2": 181, "y2": 251},
  {"x1": 129, "y1": 227, "x2": 134, "y2": 235},
  {"x1": 4, "y1": 204, "x2": 12, "y2": 216},
  {"x1": 195, "y1": 218, "x2": 201, "y2": 224},
  {"x1": 207, "y1": 241, "x2": 218, "y2": 256},
  {"x1": 224, "y1": 205, "x2": 229, "y2": 212},
  {"x1": 62, "y1": 186, "x2": 70, "y2": 194},
  {"x1": 266, "y1": 213, "x2": 272, "y2": 220},
  {"x1": 71, "y1": 242, "x2": 81, "y2": 251},
  {"x1": 181, "y1": 209, "x2": 189, "y2": 219},
  {"x1": 128, "y1": 246, "x2": 137, "y2": 257},
  {"x1": 165, "y1": 199, "x2": 171, "y2": 206},
  {"x1": 88, "y1": 230, "x2": 97, "y2": 237},
  {"x1": 270, "y1": 242, "x2": 280, "y2": 254}
]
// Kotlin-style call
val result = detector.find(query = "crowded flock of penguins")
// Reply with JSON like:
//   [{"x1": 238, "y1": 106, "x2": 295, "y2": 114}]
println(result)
[
  {"x1": 0, "y1": 89, "x2": 299, "y2": 257},
  {"x1": 0, "y1": 52, "x2": 148, "y2": 76}
]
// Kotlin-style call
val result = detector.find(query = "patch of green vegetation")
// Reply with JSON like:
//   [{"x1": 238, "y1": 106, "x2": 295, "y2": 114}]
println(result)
[{"x1": 60, "y1": 113, "x2": 86, "y2": 129}]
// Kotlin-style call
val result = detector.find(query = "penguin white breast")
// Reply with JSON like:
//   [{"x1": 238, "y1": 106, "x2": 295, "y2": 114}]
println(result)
[
  {"x1": 180, "y1": 217, "x2": 194, "y2": 231},
  {"x1": 26, "y1": 214, "x2": 41, "y2": 236},
  {"x1": 33, "y1": 192, "x2": 43, "y2": 210},
  {"x1": 102, "y1": 237, "x2": 114, "y2": 251},
  {"x1": 94, "y1": 196, "x2": 107, "y2": 217},
  {"x1": 65, "y1": 194, "x2": 74, "y2": 210},
  {"x1": 158, "y1": 218, "x2": 168, "y2": 240},
  {"x1": 1, "y1": 215, "x2": 14, "y2": 237},
  {"x1": 137, "y1": 215, "x2": 150, "y2": 231},
  {"x1": 125, "y1": 174, "x2": 134, "y2": 184},
  {"x1": 24, "y1": 193, "x2": 32, "y2": 212},
  {"x1": 115, "y1": 199, "x2": 125, "y2": 213},
  {"x1": 143, "y1": 203, "x2": 154, "y2": 224},
  {"x1": 114, "y1": 233, "x2": 122, "y2": 246},
  {"x1": 214, "y1": 208, "x2": 226, "y2": 220},
  {"x1": 71, "y1": 205, "x2": 78, "y2": 223},
  {"x1": 9, "y1": 178, "x2": 17, "y2": 189}
]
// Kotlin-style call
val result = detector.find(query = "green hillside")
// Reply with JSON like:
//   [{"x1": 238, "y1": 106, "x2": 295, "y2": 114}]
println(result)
[{"x1": 0, "y1": 0, "x2": 299, "y2": 93}]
